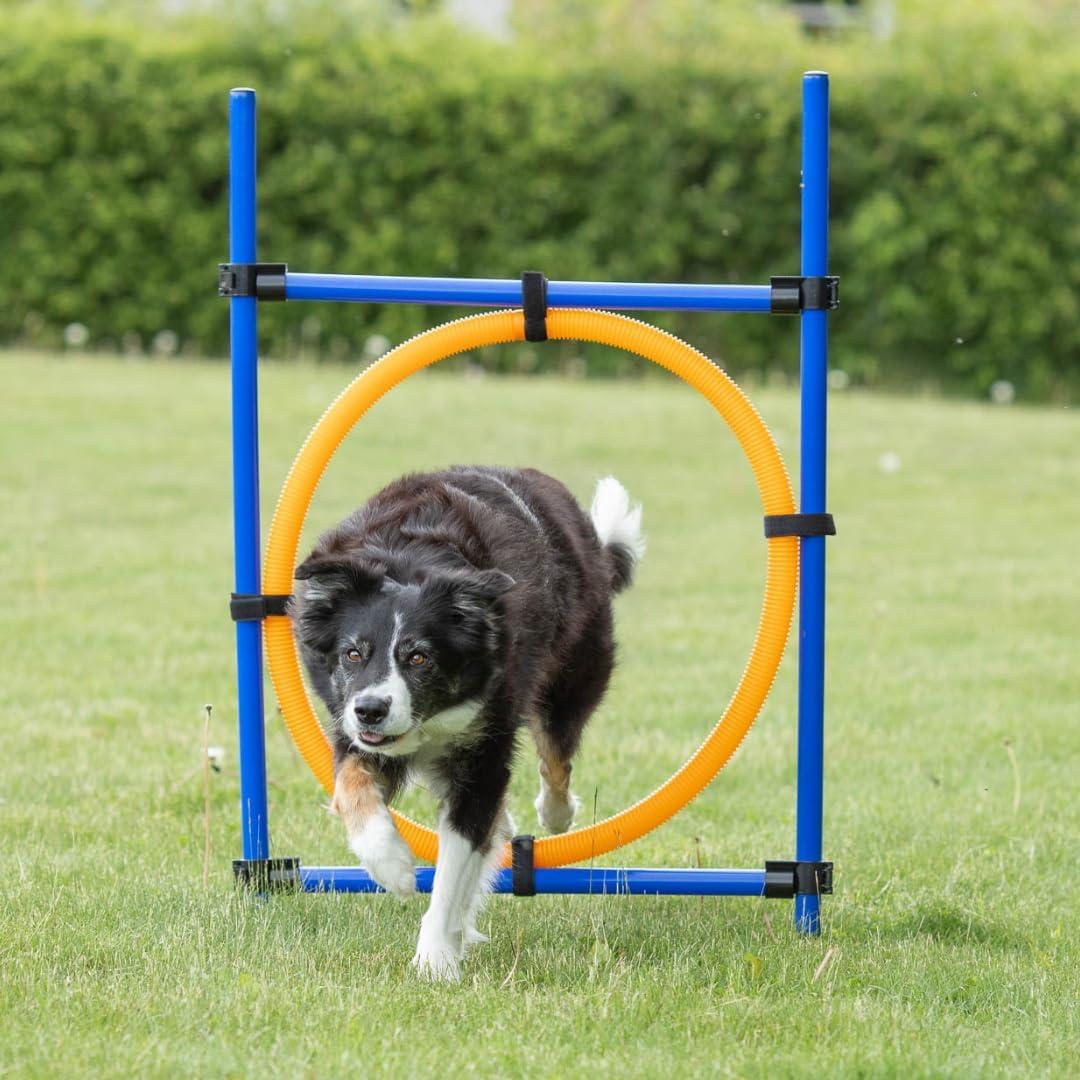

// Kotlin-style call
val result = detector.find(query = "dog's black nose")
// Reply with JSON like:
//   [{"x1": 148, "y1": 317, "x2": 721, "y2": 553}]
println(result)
[{"x1": 354, "y1": 695, "x2": 391, "y2": 725}]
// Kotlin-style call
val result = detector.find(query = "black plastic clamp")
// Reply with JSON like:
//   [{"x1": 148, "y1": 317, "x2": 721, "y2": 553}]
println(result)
[
  {"x1": 770, "y1": 275, "x2": 839, "y2": 314},
  {"x1": 763, "y1": 513, "x2": 836, "y2": 539},
  {"x1": 521, "y1": 271, "x2": 548, "y2": 342},
  {"x1": 218, "y1": 262, "x2": 287, "y2": 301},
  {"x1": 230, "y1": 593, "x2": 292, "y2": 621},
  {"x1": 233, "y1": 856, "x2": 301, "y2": 891},
  {"x1": 511, "y1": 835, "x2": 536, "y2": 896},
  {"x1": 763, "y1": 860, "x2": 834, "y2": 899}
]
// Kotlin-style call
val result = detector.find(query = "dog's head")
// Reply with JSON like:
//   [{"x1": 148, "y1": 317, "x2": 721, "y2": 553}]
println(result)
[{"x1": 293, "y1": 553, "x2": 514, "y2": 756}]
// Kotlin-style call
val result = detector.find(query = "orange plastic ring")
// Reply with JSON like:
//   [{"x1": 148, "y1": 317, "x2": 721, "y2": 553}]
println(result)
[{"x1": 263, "y1": 309, "x2": 797, "y2": 868}]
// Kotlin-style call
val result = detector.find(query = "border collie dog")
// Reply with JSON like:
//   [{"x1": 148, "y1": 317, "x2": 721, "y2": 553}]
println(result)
[{"x1": 293, "y1": 466, "x2": 644, "y2": 980}]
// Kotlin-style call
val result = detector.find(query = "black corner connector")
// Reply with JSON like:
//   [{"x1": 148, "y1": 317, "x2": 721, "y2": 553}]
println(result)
[
  {"x1": 233, "y1": 857, "x2": 301, "y2": 891},
  {"x1": 511, "y1": 835, "x2": 536, "y2": 896},
  {"x1": 218, "y1": 262, "x2": 287, "y2": 301},
  {"x1": 230, "y1": 593, "x2": 292, "y2": 622},
  {"x1": 763, "y1": 860, "x2": 834, "y2": 899},
  {"x1": 770, "y1": 275, "x2": 839, "y2": 315}
]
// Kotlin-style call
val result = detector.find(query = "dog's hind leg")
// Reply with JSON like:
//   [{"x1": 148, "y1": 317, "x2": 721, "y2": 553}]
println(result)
[
  {"x1": 531, "y1": 725, "x2": 582, "y2": 835},
  {"x1": 532, "y1": 609, "x2": 615, "y2": 834},
  {"x1": 332, "y1": 755, "x2": 415, "y2": 900}
]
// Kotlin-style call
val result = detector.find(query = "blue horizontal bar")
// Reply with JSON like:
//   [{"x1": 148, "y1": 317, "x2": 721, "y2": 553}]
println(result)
[
  {"x1": 285, "y1": 273, "x2": 773, "y2": 313},
  {"x1": 299, "y1": 866, "x2": 767, "y2": 896}
]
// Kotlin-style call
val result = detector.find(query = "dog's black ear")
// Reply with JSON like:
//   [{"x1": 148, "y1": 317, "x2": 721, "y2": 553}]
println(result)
[
  {"x1": 464, "y1": 568, "x2": 516, "y2": 603},
  {"x1": 293, "y1": 554, "x2": 384, "y2": 598},
  {"x1": 422, "y1": 568, "x2": 515, "y2": 618}
]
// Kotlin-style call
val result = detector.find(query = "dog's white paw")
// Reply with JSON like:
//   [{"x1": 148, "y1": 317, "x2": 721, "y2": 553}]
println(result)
[
  {"x1": 350, "y1": 815, "x2": 415, "y2": 899},
  {"x1": 535, "y1": 788, "x2": 581, "y2": 834},
  {"x1": 451, "y1": 913, "x2": 489, "y2": 949},
  {"x1": 463, "y1": 925, "x2": 489, "y2": 947},
  {"x1": 412, "y1": 925, "x2": 462, "y2": 982}
]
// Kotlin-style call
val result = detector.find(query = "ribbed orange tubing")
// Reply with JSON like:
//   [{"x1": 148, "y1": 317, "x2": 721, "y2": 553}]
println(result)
[{"x1": 263, "y1": 309, "x2": 798, "y2": 869}]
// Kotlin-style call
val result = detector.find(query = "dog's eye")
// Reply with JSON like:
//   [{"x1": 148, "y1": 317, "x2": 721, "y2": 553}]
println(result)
[
  {"x1": 407, "y1": 651, "x2": 428, "y2": 668},
  {"x1": 345, "y1": 648, "x2": 363, "y2": 663}
]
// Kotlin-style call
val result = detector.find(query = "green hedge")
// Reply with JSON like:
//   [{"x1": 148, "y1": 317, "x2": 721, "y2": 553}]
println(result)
[{"x1": 1, "y1": 3, "x2": 1078, "y2": 398}]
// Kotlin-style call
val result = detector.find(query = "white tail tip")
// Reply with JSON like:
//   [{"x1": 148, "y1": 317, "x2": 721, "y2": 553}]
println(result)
[{"x1": 590, "y1": 476, "x2": 646, "y2": 560}]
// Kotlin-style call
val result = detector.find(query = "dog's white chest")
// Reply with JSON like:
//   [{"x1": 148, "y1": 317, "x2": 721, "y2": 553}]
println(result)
[{"x1": 408, "y1": 700, "x2": 481, "y2": 792}]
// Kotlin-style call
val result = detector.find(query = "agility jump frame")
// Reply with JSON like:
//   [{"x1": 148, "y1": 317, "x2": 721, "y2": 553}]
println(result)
[{"x1": 224, "y1": 72, "x2": 836, "y2": 933}]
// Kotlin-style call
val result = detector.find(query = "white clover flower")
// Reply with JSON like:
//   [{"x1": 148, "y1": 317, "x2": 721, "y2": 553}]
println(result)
[
  {"x1": 990, "y1": 380, "x2": 1015, "y2": 405},
  {"x1": 152, "y1": 329, "x2": 179, "y2": 356},
  {"x1": 64, "y1": 323, "x2": 90, "y2": 348}
]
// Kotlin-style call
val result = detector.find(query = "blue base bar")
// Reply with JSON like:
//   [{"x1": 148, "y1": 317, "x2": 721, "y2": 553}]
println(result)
[
  {"x1": 300, "y1": 866, "x2": 767, "y2": 896},
  {"x1": 286, "y1": 273, "x2": 772, "y2": 313}
]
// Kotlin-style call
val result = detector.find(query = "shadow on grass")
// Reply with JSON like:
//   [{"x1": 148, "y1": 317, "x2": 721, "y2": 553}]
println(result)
[
  {"x1": 876, "y1": 902, "x2": 1022, "y2": 951},
  {"x1": 210, "y1": 889, "x2": 1027, "y2": 991}
]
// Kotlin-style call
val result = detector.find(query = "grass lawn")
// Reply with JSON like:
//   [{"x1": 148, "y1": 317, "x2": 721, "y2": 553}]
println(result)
[{"x1": 1, "y1": 349, "x2": 1077, "y2": 1077}]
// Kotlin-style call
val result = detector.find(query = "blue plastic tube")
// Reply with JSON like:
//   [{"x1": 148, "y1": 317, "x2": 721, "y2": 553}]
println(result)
[
  {"x1": 286, "y1": 273, "x2": 772, "y2": 313},
  {"x1": 229, "y1": 89, "x2": 270, "y2": 862},
  {"x1": 794, "y1": 72, "x2": 830, "y2": 934},
  {"x1": 299, "y1": 866, "x2": 768, "y2": 896}
]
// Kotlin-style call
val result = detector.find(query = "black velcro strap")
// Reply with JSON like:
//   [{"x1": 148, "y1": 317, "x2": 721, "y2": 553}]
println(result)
[
  {"x1": 511, "y1": 834, "x2": 536, "y2": 896},
  {"x1": 230, "y1": 593, "x2": 292, "y2": 621},
  {"x1": 521, "y1": 271, "x2": 548, "y2": 342},
  {"x1": 764, "y1": 513, "x2": 836, "y2": 539}
]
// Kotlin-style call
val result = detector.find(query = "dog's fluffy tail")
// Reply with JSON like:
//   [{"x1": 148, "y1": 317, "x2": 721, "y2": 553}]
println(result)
[{"x1": 590, "y1": 476, "x2": 646, "y2": 594}]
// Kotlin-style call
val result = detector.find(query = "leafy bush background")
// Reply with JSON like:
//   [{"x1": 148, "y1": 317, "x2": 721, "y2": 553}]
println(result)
[{"x1": 1, "y1": 0, "x2": 1078, "y2": 398}]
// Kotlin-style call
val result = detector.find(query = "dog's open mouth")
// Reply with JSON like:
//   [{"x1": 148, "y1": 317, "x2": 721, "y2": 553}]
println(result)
[{"x1": 357, "y1": 730, "x2": 400, "y2": 748}]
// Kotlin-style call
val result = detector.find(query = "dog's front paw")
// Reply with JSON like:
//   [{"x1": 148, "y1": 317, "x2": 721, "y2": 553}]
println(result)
[
  {"x1": 350, "y1": 815, "x2": 415, "y2": 899},
  {"x1": 412, "y1": 926, "x2": 462, "y2": 982},
  {"x1": 463, "y1": 925, "x2": 489, "y2": 947}
]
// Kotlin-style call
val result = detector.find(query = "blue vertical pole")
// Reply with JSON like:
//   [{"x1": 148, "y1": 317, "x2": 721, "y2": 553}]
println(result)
[
  {"x1": 229, "y1": 88, "x2": 270, "y2": 863},
  {"x1": 795, "y1": 71, "x2": 830, "y2": 934}
]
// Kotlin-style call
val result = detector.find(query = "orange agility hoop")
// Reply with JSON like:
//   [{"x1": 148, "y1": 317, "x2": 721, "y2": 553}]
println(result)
[{"x1": 262, "y1": 308, "x2": 798, "y2": 869}]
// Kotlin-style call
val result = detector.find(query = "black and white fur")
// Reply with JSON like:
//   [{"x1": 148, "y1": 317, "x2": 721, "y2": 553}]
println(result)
[{"x1": 293, "y1": 467, "x2": 644, "y2": 980}]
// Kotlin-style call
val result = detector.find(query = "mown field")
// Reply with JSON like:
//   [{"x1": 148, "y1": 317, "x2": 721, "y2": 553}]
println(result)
[{"x1": 1, "y1": 350, "x2": 1076, "y2": 1077}]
